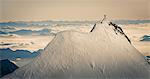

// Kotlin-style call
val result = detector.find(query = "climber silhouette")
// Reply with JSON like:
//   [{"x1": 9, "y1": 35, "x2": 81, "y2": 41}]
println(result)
[{"x1": 101, "y1": 15, "x2": 106, "y2": 24}]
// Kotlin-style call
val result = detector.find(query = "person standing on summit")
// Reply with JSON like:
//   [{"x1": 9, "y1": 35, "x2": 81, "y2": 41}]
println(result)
[{"x1": 101, "y1": 15, "x2": 106, "y2": 23}]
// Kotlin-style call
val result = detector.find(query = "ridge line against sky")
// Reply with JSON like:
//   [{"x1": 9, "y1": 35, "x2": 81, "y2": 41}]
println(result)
[{"x1": 0, "y1": 0, "x2": 150, "y2": 21}]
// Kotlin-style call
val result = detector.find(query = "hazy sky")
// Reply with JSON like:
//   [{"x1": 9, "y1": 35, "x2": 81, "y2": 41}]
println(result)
[{"x1": 0, "y1": 0, "x2": 149, "y2": 21}]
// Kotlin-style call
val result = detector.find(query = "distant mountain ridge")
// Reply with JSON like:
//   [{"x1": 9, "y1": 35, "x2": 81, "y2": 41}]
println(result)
[
  {"x1": 0, "y1": 59, "x2": 19, "y2": 78},
  {"x1": 0, "y1": 31, "x2": 8, "y2": 34},
  {"x1": 140, "y1": 35, "x2": 150, "y2": 41},
  {"x1": 0, "y1": 48, "x2": 41, "y2": 60},
  {"x1": 0, "y1": 29, "x2": 51, "y2": 36}
]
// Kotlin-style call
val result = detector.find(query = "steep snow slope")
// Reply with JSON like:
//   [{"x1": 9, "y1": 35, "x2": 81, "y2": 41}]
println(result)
[{"x1": 3, "y1": 21, "x2": 149, "y2": 79}]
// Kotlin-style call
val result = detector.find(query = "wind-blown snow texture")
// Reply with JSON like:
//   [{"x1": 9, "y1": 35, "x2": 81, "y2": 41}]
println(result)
[{"x1": 3, "y1": 21, "x2": 149, "y2": 79}]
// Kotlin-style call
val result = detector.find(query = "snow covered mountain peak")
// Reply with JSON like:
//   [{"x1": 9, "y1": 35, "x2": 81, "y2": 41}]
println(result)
[{"x1": 3, "y1": 21, "x2": 149, "y2": 79}]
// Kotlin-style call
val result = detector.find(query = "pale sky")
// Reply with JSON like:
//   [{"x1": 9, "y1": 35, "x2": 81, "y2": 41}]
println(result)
[{"x1": 0, "y1": 0, "x2": 149, "y2": 21}]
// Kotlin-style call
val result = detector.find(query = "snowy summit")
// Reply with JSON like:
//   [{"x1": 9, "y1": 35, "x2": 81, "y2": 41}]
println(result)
[{"x1": 2, "y1": 20, "x2": 149, "y2": 79}]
